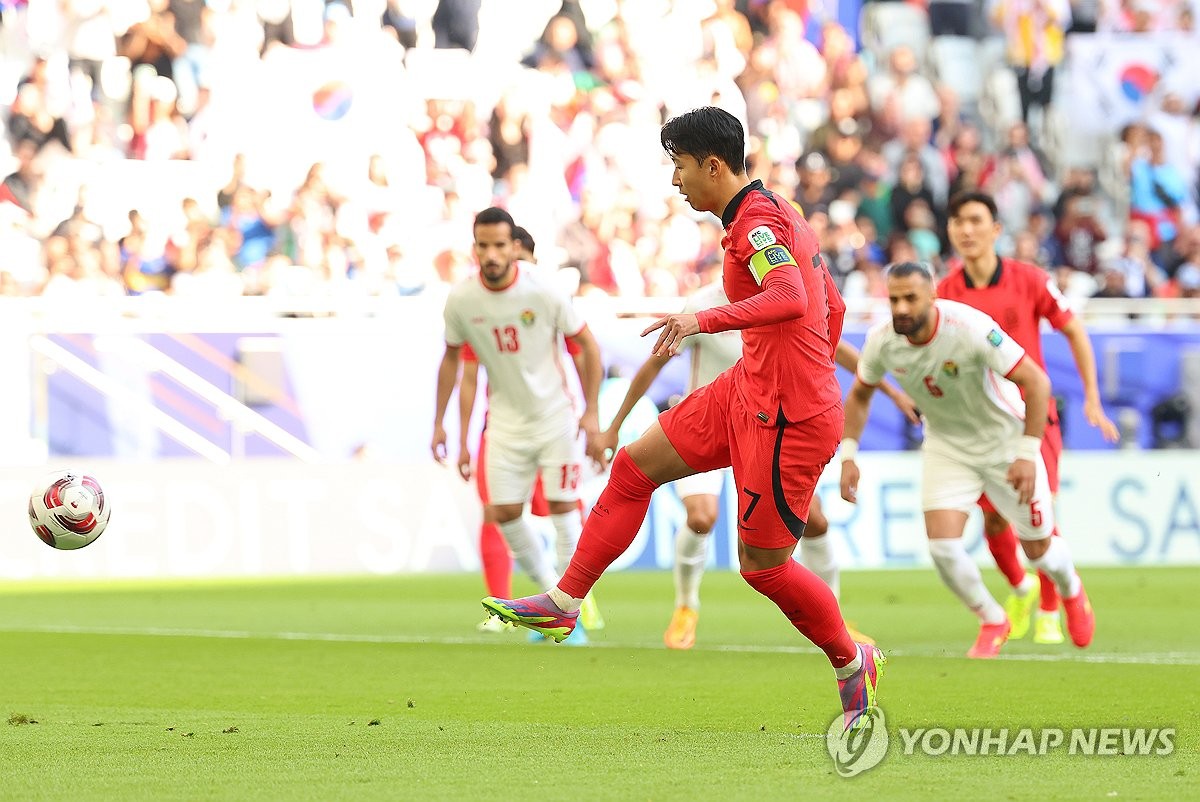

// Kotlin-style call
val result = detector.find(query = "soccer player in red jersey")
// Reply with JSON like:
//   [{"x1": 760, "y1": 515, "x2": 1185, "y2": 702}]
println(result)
[
  {"x1": 940, "y1": 191, "x2": 1119, "y2": 644},
  {"x1": 482, "y1": 106, "x2": 884, "y2": 730}
]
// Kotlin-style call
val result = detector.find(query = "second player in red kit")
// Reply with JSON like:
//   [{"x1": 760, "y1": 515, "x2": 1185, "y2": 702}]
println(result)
[{"x1": 941, "y1": 191, "x2": 1119, "y2": 645}]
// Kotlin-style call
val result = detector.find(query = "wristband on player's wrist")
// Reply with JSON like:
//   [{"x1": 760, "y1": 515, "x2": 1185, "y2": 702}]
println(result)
[
  {"x1": 839, "y1": 438, "x2": 859, "y2": 462},
  {"x1": 1016, "y1": 435, "x2": 1041, "y2": 462}
]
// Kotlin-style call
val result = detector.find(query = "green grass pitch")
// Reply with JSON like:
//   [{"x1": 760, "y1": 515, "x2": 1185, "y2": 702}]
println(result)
[{"x1": 1, "y1": 567, "x2": 1196, "y2": 801}]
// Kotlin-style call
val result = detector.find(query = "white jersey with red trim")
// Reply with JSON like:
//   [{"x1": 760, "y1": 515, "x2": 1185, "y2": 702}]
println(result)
[
  {"x1": 679, "y1": 281, "x2": 743, "y2": 391},
  {"x1": 443, "y1": 264, "x2": 585, "y2": 439},
  {"x1": 857, "y1": 299, "x2": 1028, "y2": 461}
]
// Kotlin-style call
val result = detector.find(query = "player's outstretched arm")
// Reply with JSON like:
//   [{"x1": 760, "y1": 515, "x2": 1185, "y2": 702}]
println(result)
[
  {"x1": 1058, "y1": 317, "x2": 1120, "y2": 443},
  {"x1": 835, "y1": 340, "x2": 921, "y2": 424},
  {"x1": 1006, "y1": 357, "x2": 1052, "y2": 505},
  {"x1": 456, "y1": 358, "x2": 480, "y2": 481},
  {"x1": 694, "y1": 265, "x2": 809, "y2": 337},
  {"x1": 840, "y1": 378, "x2": 877, "y2": 504},
  {"x1": 432, "y1": 344, "x2": 462, "y2": 464}
]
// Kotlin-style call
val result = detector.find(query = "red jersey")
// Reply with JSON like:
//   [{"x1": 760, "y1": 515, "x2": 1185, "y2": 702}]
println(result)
[
  {"x1": 695, "y1": 180, "x2": 845, "y2": 426},
  {"x1": 938, "y1": 257, "x2": 1073, "y2": 369}
]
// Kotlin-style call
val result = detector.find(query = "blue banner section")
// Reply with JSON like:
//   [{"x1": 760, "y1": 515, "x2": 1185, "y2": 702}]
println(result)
[{"x1": 40, "y1": 324, "x2": 1200, "y2": 459}]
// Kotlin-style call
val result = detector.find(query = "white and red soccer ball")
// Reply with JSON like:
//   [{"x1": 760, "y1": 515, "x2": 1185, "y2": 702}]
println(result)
[{"x1": 28, "y1": 470, "x2": 110, "y2": 550}]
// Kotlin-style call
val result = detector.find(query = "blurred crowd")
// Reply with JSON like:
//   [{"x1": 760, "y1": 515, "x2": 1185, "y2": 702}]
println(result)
[{"x1": 2, "y1": 0, "x2": 1200, "y2": 309}]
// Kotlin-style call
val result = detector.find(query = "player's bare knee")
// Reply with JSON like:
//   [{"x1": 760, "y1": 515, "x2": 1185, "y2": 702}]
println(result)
[
  {"x1": 1020, "y1": 537, "x2": 1050, "y2": 560},
  {"x1": 736, "y1": 541, "x2": 793, "y2": 573},
  {"x1": 546, "y1": 500, "x2": 576, "y2": 516},
  {"x1": 490, "y1": 503, "x2": 523, "y2": 524},
  {"x1": 804, "y1": 508, "x2": 828, "y2": 538},
  {"x1": 983, "y1": 512, "x2": 1010, "y2": 537},
  {"x1": 683, "y1": 495, "x2": 719, "y2": 534}
]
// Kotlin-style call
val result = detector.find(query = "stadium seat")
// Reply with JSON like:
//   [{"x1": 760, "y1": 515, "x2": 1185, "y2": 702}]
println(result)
[
  {"x1": 860, "y1": 2, "x2": 931, "y2": 64},
  {"x1": 928, "y1": 36, "x2": 983, "y2": 106}
]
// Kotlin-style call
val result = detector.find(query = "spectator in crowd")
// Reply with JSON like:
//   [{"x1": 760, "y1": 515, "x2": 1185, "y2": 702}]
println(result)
[
  {"x1": 991, "y1": 0, "x2": 1070, "y2": 126},
  {"x1": 0, "y1": 0, "x2": 1192, "y2": 317},
  {"x1": 868, "y1": 45, "x2": 941, "y2": 132},
  {"x1": 1052, "y1": 193, "x2": 1107, "y2": 275},
  {"x1": 1129, "y1": 129, "x2": 1191, "y2": 263}
]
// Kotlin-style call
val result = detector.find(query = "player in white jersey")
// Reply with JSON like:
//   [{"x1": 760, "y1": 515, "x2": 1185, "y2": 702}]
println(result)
[
  {"x1": 433, "y1": 207, "x2": 604, "y2": 643},
  {"x1": 839, "y1": 262, "x2": 1095, "y2": 658},
  {"x1": 598, "y1": 281, "x2": 920, "y2": 649}
]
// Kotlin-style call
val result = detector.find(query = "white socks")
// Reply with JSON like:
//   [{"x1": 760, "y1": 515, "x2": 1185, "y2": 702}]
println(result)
[
  {"x1": 1031, "y1": 538, "x2": 1083, "y2": 599},
  {"x1": 673, "y1": 526, "x2": 709, "y2": 609},
  {"x1": 928, "y1": 538, "x2": 1006, "y2": 625},
  {"x1": 547, "y1": 586, "x2": 583, "y2": 614},
  {"x1": 1014, "y1": 573, "x2": 1037, "y2": 597},
  {"x1": 499, "y1": 518, "x2": 558, "y2": 590},
  {"x1": 549, "y1": 510, "x2": 583, "y2": 574},
  {"x1": 801, "y1": 534, "x2": 840, "y2": 599},
  {"x1": 834, "y1": 644, "x2": 864, "y2": 680}
]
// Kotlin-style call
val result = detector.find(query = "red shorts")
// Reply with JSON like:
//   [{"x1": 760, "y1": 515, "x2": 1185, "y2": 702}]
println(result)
[
  {"x1": 978, "y1": 418, "x2": 1063, "y2": 514},
  {"x1": 659, "y1": 370, "x2": 842, "y2": 550},
  {"x1": 475, "y1": 429, "x2": 551, "y2": 516}
]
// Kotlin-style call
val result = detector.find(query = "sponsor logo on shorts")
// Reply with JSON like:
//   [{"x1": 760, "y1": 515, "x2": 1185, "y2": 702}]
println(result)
[
  {"x1": 747, "y1": 225, "x2": 776, "y2": 250},
  {"x1": 987, "y1": 330, "x2": 1004, "y2": 347},
  {"x1": 763, "y1": 246, "x2": 791, "y2": 266}
]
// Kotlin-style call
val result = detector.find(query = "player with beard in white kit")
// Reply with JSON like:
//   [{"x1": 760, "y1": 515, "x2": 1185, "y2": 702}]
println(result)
[
  {"x1": 433, "y1": 207, "x2": 604, "y2": 644},
  {"x1": 840, "y1": 262, "x2": 1095, "y2": 659}
]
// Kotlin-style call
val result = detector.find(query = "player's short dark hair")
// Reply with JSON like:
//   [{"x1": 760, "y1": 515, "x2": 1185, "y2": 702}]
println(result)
[
  {"x1": 886, "y1": 261, "x2": 934, "y2": 282},
  {"x1": 473, "y1": 206, "x2": 516, "y2": 236},
  {"x1": 512, "y1": 225, "x2": 535, "y2": 256},
  {"x1": 947, "y1": 191, "x2": 998, "y2": 222},
  {"x1": 660, "y1": 107, "x2": 746, "y2": 175}
]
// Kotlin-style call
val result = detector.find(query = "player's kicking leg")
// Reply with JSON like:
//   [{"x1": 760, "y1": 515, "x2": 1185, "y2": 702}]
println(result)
[{"x1": 483, "y1": 422, "x2": 696, "y2": 641}]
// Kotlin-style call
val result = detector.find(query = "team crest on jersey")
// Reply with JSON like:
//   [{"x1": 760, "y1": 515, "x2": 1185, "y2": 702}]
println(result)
[
  {"x1": 747, "y1": 225, "x2": 776, "y2": 250},
  {"x1": 987, "y1": 329, "x2": 1004, "y2": 347},
  {"x1": 942, "y1": 360, "x2": 958, "y2": 378},
  {"x1": 520, "y1": 309, "x2": 536, "y2": 327}
]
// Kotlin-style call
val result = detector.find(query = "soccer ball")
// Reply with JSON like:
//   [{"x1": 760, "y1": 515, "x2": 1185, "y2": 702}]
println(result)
[{"x1": 28, "y1": 470, "x2": 111, "y2": 550}]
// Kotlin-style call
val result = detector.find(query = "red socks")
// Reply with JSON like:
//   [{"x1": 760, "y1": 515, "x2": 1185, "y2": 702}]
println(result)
[
  {"x1": 480, "y1": 522, "x2": 512, "y2": 598},
  {"x1": 558, "y1": 449, "x2": 658, "y2": 599},
  {"x1": 987, "y1": 524, "x2": 1027, "y2": 588},
  {"x1": 741, "y1": 559, "x2": 858, "y2": 668}
]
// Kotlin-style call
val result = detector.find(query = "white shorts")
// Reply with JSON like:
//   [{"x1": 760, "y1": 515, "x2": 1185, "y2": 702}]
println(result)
[
  {"x1": 672, "y1": 467, "x2": 730, "y2": 501},
  {"x1": 485, "y1": 415, "x2": 584, "y2": 506},
  {"x1": 921, "y1": 447, "x2": 1055, "y2": 540}
]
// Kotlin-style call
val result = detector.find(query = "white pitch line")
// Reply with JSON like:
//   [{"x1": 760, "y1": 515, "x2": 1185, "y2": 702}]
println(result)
[{"x1": 5, "y1": 624, "x2": 1199, "y2": 666}]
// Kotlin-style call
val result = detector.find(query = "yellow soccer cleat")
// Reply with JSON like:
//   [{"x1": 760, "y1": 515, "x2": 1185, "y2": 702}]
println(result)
[
  {"x1": 1003, "y1": 575, "x2": 1041, "y2": 640},
  {"x1": 1033, "y1": 609, "x2": 1066, "y2": 645},
  {"x1": 579, "y1": 591, "x2": 605, "y2": 631}
]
